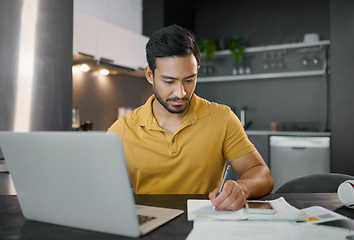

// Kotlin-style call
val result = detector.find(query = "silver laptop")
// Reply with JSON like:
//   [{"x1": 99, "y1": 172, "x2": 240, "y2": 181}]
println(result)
[{"x1": 0, "y1": 131, "x2": 183, "y2": 237}]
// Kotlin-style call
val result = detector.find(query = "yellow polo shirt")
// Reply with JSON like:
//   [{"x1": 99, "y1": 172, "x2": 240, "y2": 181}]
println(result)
[{"x1": 108, "y1": 94, "x2": 255, "y2": 194}]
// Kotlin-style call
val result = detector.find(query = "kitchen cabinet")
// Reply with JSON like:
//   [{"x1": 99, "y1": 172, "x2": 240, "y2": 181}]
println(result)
[
  {"x1": 73, "y1": 11, "x2": 99, "y2": 59},
  {"x1": 97, "y1": 20, "x2": 136, "y2": 69},
  {"x1": 133, "y1": 34, "x2": 149, "y2": 70},
  {"x1": 198, "y1": 40, "x2": 330, "y2": 83},
  {"x1": 73, "y1": 10, "x2": 148, "y2": 70}
]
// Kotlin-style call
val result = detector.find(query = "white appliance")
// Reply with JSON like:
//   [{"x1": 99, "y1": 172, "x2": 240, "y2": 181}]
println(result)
[{"x1": 270, "y1": 136, "x2": 330, "y2": 192}]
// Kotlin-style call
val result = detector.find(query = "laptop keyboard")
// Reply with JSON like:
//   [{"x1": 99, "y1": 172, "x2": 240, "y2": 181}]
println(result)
[{"x1": 138, "y1": 214, "x2": 156, "y2": 225}]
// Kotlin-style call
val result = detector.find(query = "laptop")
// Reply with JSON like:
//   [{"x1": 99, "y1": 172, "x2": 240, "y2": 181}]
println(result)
[{"x1": 0, "y1": 131, "x2": 183, "y2": 237}]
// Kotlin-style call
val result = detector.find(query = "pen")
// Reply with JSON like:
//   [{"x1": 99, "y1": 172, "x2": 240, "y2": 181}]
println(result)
[{"x1": 217, "y1": 165, "x2": 232, "y2": 196}]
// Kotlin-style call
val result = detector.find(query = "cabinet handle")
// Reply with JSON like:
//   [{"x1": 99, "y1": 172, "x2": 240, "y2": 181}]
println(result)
[{"x1": 291, "y1": 147, "x2": 307, "y2": 150}]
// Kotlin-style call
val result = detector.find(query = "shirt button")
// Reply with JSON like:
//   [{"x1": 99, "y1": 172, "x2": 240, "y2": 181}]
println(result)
[{"x1": 172, "y1": 139, "x2": 175, "y2": 143}]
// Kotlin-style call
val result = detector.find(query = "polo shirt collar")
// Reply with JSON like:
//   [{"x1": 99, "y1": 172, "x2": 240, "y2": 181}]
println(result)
[
  {"x1": 135, "y1": 94, "x2": 209, "y2": 131},
  {"x1": 180, "y1": 94, "x2": 209, "y2": 127}
]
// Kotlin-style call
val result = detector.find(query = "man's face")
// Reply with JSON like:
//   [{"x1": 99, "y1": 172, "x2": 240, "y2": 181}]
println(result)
[{"x1": 146, "y1": 54, "x2": 199, "y2": 114}]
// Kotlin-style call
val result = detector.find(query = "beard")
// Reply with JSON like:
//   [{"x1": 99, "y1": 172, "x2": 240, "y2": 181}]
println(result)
[{"x1": 153, "y1": 86, "x2": 193, "y2": 114}]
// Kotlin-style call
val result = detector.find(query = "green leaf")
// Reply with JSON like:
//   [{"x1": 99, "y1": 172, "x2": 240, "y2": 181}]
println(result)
[
  {"x1": 199, "y1": 39, "x2": 217, "y2": 60},
  {"x1": 226, "y1": 36, "x2": 245, "y2": 62}
]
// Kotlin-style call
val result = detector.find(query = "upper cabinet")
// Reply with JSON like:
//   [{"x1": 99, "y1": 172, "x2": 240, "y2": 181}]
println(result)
[
  {"x1": 134, "y1": 34, "x2": 149, "y2": 70},
  {"x1": 73, "y1": 11, "x2": 99, "y2": 59},
  {"x1": 73, "y1": 10, "x2": 148, "y2": 70}
]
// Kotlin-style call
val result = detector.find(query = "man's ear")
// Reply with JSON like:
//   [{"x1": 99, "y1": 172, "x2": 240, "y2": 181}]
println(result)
[{"x1": 145, "y1": 66, "x2": 154, "y2": 85}]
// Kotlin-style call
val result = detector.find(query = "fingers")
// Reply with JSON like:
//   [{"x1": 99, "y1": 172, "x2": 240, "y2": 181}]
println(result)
[
  {"x1": 208, "y1": 188, "x2": 219, "y2": 202},
  {"x1": 209, "y1": 180, "x2": 246, "y2": 211}
]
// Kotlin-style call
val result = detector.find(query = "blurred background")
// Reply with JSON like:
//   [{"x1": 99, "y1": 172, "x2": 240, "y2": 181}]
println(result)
[{"x1": 0, "y1": 0, "x2": 353, "y2": 182}]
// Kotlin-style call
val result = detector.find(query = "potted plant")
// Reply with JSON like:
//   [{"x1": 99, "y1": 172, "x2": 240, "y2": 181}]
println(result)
[
  {"x1": 198, "y1": 38, "x2": 217, "y2": 60},
  {"x1": 227, "y1": 36, "x2": 248, "y2": 74},
  {"x1": 198, "y1": 38, "x2": 217, "y2": 74},
  {"x1": 226, "y1": 36, "x2": 245, "y2": 63}
]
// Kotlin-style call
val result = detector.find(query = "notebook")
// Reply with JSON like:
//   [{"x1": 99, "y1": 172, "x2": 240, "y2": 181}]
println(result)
[{"x1": 0, "y1": 131, "x2": 183, "y2": 237}]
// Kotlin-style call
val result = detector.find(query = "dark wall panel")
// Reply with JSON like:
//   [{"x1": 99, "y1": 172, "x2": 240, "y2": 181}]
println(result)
[
  {"x1": 143, "y1": 0, "x2": 165, "y2": 36},
  {"x1": 195, "y1": 0, "x2": 329, "y2": 45},
  {"x1": 197, "y1": 76, "x2": 328, "y2": 131},
  {"x1": 329, "y1": 0, "x2": 354, "y2": 175},
  {"x1": 0, "y1": 0, "x2": 22, "y2": 130}
]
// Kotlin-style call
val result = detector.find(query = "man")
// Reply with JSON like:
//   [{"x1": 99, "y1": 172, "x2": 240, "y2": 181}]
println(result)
[{"x1": 108, "y1": 25, "x2": 274, "y2": 211}]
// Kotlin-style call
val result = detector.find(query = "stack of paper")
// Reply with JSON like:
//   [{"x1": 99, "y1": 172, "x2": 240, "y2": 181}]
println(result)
[
  {"x1": 187, "y1": 199, "x2": 354, "y2": 240},
  {"x1": 187, "y1": 197, "x2": 308, "y2": 221},
  {"x1": 187, "y1": 199, "x2": 246, "y2": 221},
  {"x1": 186, "y1": 221, "x2": 299, "y2": 240}
]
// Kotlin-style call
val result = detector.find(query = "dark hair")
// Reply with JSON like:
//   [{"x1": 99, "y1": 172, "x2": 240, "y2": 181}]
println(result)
[{"x1": 146, "y1": 24, "x2": 201, "y2": 74}]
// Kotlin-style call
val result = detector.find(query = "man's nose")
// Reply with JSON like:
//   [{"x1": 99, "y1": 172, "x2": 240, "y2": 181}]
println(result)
[{"x1": 174, "y1": 83, "x2": 186, "y2": 99}]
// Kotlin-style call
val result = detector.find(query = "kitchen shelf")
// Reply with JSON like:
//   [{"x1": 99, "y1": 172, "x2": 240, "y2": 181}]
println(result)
[
  {"x1": 198, "y1": 40, "x2": 329, "y2": 82},
  {"x1": 198, "y1": 67, "x2": 327, "y2": 82},
  {"x1": 213, "y1": 40, "x2": 330, "y2": 56}
]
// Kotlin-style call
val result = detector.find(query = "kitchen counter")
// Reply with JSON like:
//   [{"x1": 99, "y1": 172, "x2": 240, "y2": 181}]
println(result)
[{"x1": 246, "y1": 130, "x2": 331, "y2": 137}]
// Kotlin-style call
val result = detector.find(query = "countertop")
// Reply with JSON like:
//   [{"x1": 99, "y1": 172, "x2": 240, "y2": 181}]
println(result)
[{"x1": 246, "y1": 130, "x2": 331, "y2": 137}]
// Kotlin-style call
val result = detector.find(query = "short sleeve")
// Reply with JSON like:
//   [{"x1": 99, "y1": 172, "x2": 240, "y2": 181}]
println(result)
[{"x1": 222, "y1": 108, "x2": 256, "y2": 161}]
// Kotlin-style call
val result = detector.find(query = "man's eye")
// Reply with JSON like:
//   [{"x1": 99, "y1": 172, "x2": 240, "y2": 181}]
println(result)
[
  {"x1": 163, "y1": 80, "x2": 173, "y2": 84},
  {"x1": 185, "y1": 79, "x2": 195, "y2": 83}
]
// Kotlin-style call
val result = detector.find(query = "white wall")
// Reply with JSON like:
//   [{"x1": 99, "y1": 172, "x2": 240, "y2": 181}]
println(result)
[{"x1": 74, "y1": 0, "x2": 142, "y2": 34}]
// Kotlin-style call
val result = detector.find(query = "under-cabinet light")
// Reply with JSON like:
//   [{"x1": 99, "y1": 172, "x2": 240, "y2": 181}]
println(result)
[
  {"x1": 79, "y1": 64, "x2": 90, "y2": 72},
  {"x1": 100, "y1": 69, "x2": 110, "y2": 76},
  {"x1": 72, "y1": 66, "x2": 80, "y2": 74}
]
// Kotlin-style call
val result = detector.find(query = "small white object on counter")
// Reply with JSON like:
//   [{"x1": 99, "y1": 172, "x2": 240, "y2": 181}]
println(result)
[{"x1": 303, "y1": 33, "x2": 320, "y2": 42}]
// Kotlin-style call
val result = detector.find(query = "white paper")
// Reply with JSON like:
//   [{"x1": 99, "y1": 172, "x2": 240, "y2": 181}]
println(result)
[
  {"x1": 187, "y1": 220, "x2": 353, "y2": 240},
  {"x1": 187, "y1": 197, "x2": 307, "y2": 221},
  {"x1": 301, "y1": 206, "x2": 348, "y2": 224},
  {"x1": 186, "y1": 221, "x2": 299, "y2": 240},
  {"x1": 187, "y1": 199, "x2": 353, "y2": 240},
  {"x1": 295, "y1": 224, "x2": 352, "y2": 240},
  {"x1": 187, "y1": 199, "x2": 246, "y2": 221}
]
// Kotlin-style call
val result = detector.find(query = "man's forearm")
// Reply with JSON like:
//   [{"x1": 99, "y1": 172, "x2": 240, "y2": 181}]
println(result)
[{"x1": 236, "y1": 164, "x2": 274, "y2": 199}]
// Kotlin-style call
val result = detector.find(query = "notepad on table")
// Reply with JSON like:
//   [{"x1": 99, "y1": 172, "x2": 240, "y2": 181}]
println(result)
[
  {"x1": 187, "y1": 197, "x2": 308, "y2": 221},
  {"x1": 187, "y1": 199, "x2": 246, "y2": 221}
]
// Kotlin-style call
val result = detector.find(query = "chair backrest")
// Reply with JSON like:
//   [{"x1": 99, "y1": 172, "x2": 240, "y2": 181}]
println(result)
[{"x1": 275, "y1": 173, "x2": 354, "y2": 193}]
